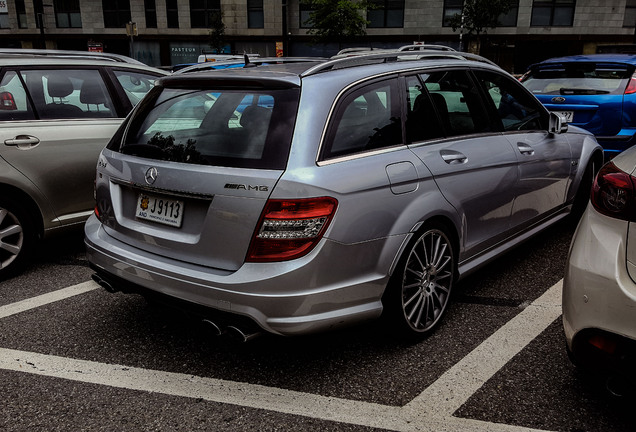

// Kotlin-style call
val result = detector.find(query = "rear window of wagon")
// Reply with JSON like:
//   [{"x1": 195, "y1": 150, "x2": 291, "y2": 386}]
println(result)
[
  {"x1": 114, "y1": 86, "x2": 300, "y2": 170},
  {"x1": 523, "y1": 62, "x2": 633, "y2": 96}
]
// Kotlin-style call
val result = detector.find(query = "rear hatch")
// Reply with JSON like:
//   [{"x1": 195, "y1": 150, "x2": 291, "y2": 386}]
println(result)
[
  {"x1": 522, "y1": 61, "x2": 634, "y2": 136},
  {"x1": 97, "y1": 77, "x2": 300, "y2": 271}
]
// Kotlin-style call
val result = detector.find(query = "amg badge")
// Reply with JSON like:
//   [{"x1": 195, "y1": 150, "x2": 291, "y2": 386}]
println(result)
[{"x1": 224, "y1": 183, "x2": 269, "y2": 192}]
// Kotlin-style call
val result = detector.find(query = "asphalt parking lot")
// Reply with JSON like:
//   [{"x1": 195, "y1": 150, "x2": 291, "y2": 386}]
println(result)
[{"x1": 0, "y1": 221, "x2": 634, "y2": 432}]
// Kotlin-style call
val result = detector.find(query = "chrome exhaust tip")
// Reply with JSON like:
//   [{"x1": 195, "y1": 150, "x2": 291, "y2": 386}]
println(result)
[
  {"x1": 91, "y1": 273, "x2": 118, "y2": 293},
  {"x1": 201, "y1": 319, "x2": 224, "y2": 337},
  {"x1": 226, "y1": 325, "x2": 261, "y2": 343}
]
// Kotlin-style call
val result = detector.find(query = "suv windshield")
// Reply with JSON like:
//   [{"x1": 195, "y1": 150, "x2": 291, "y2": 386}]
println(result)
[
  {"x1": 523, "y1": 62, "x2": 633, "y2": 95},
  {"x1": 116, "y1": 86, "x2": 299, "y2": 169}
]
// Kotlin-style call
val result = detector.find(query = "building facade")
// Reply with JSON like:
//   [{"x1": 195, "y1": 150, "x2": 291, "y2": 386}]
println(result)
[{"x1": 0, "y1": 0, "x2": 635, "y2": 73}]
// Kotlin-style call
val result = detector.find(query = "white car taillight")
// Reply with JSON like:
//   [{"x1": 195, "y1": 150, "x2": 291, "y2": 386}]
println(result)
[{"x1": 247, "y1": 197, "x2": 338, "y2": 262}]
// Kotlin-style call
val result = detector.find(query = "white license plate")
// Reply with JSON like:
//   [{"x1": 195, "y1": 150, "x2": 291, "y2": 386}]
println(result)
[
  {"x1": 136, "y1": 193, "x2": 184, "y2": 227},
  {"x1": 553, "y1": 111, "x2": 574, "y2": 123}
]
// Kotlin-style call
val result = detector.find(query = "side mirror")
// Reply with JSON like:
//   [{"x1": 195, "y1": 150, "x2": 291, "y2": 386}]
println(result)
[{"x1": 549, "y1": 111, "x2": 568, "y2": 134}]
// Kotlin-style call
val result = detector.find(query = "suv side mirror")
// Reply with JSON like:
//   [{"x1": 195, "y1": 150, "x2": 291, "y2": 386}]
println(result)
[{"x1": 549, "y1": 111, "x2": 568, "y2": 134}]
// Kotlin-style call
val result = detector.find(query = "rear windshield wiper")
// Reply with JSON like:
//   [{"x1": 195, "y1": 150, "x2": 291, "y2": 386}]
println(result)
[
  {"x1": 560, "y1": 88, "x2": 610, "y2": 95},
  {"x1": 120, "y1": 143, "x2": 166, "y2": 159}
]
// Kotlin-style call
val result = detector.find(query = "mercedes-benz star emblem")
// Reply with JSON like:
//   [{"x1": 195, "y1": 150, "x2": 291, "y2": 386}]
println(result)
[{"x1": 145, "y1": 167, "x2": 158, "y2": 185}]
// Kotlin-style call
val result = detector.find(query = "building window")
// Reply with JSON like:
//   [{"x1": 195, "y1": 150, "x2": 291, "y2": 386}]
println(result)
[
  {"x1": 190, "y1": 0, "x2": 220, "y2": 28},
  {"x1": 444, "y1": 0, "x2": 518, "y2": 27},
  {"x1": 144, "y1": 0, "x2": 157, "y2": 28},
  {"x1": 54, "y1": 0, "x2": 82, "y2": 28},
  {"x1": 0, "y1": 1, "x2": 8, "y2": 29},
  {"x1": 367, "y1": 0, "x2": 404, "y2": 28},
  {"x1": 248, "y1": 0, "x2": 264, "y2": 28},
  {"x1": 16, "y1": 0, "x2": 27, "y2": 28},
  {"x1": 299, "y1": 3, "x2": 314, "y2": 28},
  {"x1": 166, "y1": 0, "x2": 179, "y2": 28},
  {"x1": 531, "y1": 0, "x2": 576, "y2": 27},
  {"x1": 624, "y1": 0, "x2": 636, "y2": 27},
  {"x1": 442, "y1": 0, "x2": 463, "y2": 27},
  {"x1": 498, "y1": 0, "x2": 519, "y2": 27},
  {"x1": 102, "y1": 0, "x2": 131, "y2": 28}
]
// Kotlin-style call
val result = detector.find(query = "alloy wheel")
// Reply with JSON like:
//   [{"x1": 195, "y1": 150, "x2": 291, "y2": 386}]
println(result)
[
  {"x1": 0, "y1": 207, "x2": 24, "y2": 270},
  {"x1": 400, "y1": 228, "x2": 454, "y2": 332}
]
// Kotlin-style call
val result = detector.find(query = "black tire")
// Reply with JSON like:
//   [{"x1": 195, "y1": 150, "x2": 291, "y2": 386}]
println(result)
[
  {"x1": 0, "y1": 199, "x2": 35, "y2": 280},
  {"x1": 384, "y1": 224, "x2": 455, "y2": 337}
]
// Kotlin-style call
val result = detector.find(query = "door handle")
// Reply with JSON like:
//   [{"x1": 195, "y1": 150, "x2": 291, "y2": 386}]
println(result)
[
  {"x1": 4, "y1": 135, "x2": 40, "y2": 149},
  {"x1": 440, "y1": 149, "x2": 467, "y2": 164},
  {"x1": 517, "y1": 143, "x2": 535, "y2": 155}
]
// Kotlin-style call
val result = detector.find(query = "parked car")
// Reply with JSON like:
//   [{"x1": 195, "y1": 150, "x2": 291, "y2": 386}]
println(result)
[
  {"x1": 85, "y1": 50, "x2": 602, "y2": 340},
  {"x1": 0, "y1": 56, "x2": 167, "y2": 279},
  {"x1": 563, "y1": 144, "x2": 636, "y2": 385},
  {"x1": 0, "y1": 48, "x2": 145, "y2": 64},
  {"x1": 521, "y1": 54, "x2": 636, "y2": 157}
]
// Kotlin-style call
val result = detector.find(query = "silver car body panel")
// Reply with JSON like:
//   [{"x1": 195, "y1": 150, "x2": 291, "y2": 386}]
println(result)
[
  {"x1": 563, "y1": 205, "x2": 635, "y2": 349},
  {"x1": 0, "y1": 119, "x2": 121, "y2": 229}
]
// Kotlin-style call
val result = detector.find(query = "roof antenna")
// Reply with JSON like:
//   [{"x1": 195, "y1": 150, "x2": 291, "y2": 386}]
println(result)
[{"x1": 243, "y1": 53, "x2": 257, "y2": 68}]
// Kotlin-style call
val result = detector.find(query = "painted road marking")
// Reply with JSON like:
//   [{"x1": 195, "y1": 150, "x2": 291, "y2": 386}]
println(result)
[
  {"x1": 0, "y1": 281, "x2": 97, "y2": 319},
  {"x1": 0, "y1": 280, "x2": 562, "y2": 431}
]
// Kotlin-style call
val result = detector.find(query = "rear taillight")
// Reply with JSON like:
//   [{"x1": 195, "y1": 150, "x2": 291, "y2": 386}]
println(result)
[
  {"x1": 247, "y1": 197, "x2": 338, "y2": 262},
  {"x1": 0, "y1": 91, "x2": 16, "y2": 110},
  {"x1": 591, "y1": 162, "x2": 636, "y2": 221},
  {"x1": 625, "y1": 75, "x2": 636, "y2": 95}
]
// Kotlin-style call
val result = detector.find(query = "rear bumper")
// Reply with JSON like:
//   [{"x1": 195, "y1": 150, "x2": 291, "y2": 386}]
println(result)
[
  {"x1": 85, "y1": 215, "x2": 401, "y2": 336},
  {"x1": 563, "y1": 206, "x2": 636, "y2": 375}
]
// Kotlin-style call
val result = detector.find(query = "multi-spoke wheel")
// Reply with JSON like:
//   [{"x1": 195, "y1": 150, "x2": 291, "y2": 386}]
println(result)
[
  {"x1": 385, "y1": 225, "x2": 455, "y2": 336},
  {"x1": 0, "y1": 200, "x2": 33, "y2": 280}
]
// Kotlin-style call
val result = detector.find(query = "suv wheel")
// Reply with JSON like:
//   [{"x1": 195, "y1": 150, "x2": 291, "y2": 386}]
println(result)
[
  {"x1": 0, "y1": 200, "x2": 34, "y2": 279},
  {"x1": 385, "y1": 224, "x2": 455, "y2": 337}
]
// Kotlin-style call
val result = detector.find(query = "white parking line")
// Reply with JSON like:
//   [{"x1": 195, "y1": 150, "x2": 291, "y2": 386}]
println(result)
[
  {"x1": 0, "y1": 281, "x2": 97, "y2": 319},
  {"x1": 0, "y1": 280, "x2": 562, "y2": 432}
]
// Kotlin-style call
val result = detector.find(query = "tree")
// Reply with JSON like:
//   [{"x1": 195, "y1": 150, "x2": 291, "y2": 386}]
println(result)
[
  {"x1": 301, "y1": 0, "x2": 373, "y2": 49},
  {"x1": 446, "y1": 0, "x2": 511, "y2": 54},
  {"x1": 208, "y1": 9, "x2": 226, "y2": 53}
]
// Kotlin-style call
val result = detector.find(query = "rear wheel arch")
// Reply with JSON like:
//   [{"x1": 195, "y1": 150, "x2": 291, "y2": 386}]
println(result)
[
  {"x1": 382, "y1": 215, "x2": 460, "y2": 337},
  {"x1": 0, "y1": 184, "x2": 43, "y2": 239}
]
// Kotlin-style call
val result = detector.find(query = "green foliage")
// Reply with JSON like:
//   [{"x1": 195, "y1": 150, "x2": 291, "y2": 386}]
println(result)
[
  {"x1": 446, "y1": 0, "x2": 511, "y2": 36},
  {"x1": 208, "y1": 9, "x2": 226, "y2": 53},
  {"x1": 301, "y1": 0, "x2": 373, "y2": 45}
]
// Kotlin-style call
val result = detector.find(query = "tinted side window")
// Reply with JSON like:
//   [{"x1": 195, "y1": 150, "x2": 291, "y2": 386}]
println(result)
[
  {"x1": 112, "y1": 70, "x2": 161, "y2": 106},
  {"x1": 420, "y1": 70, "x2": 490, "y2": 137},
  {"x1": 21, "y1": 69, "x2": 116, "y2": 119},
  {"x1": 475, "y1": 70, "x2": 547, "y2": 131},
  {"x1": 0, "y1": 71, "x2": 35, "y2": 121},
  {"x1": 322, "y1": 78, "x2": 402, "y2": 160},
  {"x1": 405, "y1": 75, "x2": 444, "y2": 143}
]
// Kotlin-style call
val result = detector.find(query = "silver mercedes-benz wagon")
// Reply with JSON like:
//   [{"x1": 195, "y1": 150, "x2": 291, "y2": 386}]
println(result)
[{"x1": 85, "y1": 51, "x2": 602, "y2": 339}]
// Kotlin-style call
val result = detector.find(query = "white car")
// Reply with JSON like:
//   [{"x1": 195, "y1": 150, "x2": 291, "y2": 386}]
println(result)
[{"x1": 563, "y1": 145, "x2": 636, "y2": 383}]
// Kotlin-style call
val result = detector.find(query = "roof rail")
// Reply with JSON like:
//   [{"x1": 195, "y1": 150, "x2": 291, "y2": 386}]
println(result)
[
  {"x1": 302, "y1": 50, "x2": 498, "y2": 77},
  {"x1": 397, "y1": 44, "x2": 456, "y2": 52}
]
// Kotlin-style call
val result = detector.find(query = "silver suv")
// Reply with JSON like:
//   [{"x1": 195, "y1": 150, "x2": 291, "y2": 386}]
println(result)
[
  {"x1": 0, "y1": 56, "x2": 166, "y2": 278},
  {"x1": 85, "y1": 51, "x2": 602, "y2": 339}
]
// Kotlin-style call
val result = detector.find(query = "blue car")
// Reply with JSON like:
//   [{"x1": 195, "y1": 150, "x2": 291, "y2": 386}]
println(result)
[{"x1": 521, "y1": 54, "x2": 636, "y2": 157}]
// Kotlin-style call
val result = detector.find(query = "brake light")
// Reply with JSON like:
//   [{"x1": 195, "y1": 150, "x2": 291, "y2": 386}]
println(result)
[
  {"x1": 0, "y1": 91, "x2": 16, "y2": 110},
  {"x1": 246, "y1": 197, "x2": 338, "y2": 262},
  {"x1": 591, "y1": 162, "x2": 636, "y2": 221},
  {"x1": 625, "y1": 75, "x2": 636, "y2": 95}
]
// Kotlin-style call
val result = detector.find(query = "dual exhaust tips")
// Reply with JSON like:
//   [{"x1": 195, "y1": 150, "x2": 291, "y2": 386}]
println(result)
[
  {"x1": 202, "y1": 318, "x2": 262, "y2": 343},
  {"x1": 92, "y1": 273, "x2": 262, "y2": 343}
]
